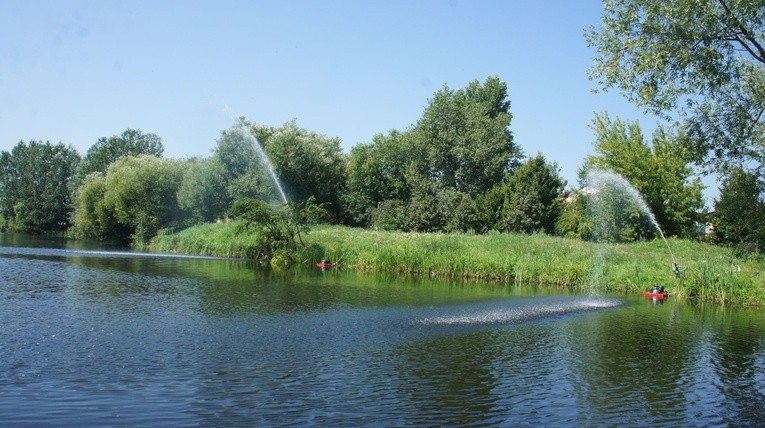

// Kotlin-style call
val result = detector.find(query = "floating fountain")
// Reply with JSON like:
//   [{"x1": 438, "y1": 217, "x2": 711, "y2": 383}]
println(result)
[{"x1": 585, "y1": 169, "x2": 680, "y2": 278}]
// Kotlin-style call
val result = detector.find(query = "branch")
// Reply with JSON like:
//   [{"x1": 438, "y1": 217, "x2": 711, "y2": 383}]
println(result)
[{"x1": 717, "y1": 0, "x2": 765, "y2": 64}]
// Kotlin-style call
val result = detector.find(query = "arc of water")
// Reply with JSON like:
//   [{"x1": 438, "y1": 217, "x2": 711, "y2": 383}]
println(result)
[
  {"x1": 586, "y1": 169, "x2": 678, "y2": 276},
  {"x1": 233, "y1": 118, "x2": 289, "y2": 205}
]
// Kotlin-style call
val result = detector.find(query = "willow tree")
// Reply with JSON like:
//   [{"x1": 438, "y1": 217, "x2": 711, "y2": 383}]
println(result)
[
  {"x1": 586, "y1": 0, "x2": 765, "y2": 174},
  {"x1": 72, "y1": 155, "x2": 185, "y2": 244}
]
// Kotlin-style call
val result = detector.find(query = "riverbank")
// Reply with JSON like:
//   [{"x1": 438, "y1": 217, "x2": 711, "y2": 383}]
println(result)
[{"x1": 149, "y1": 223, "x2": 765, "y2": 306}]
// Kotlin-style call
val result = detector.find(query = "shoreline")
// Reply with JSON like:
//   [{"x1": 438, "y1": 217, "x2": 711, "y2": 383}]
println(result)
[{"x1": 148, "y1": 223, "x2": 765, "y2": 306}]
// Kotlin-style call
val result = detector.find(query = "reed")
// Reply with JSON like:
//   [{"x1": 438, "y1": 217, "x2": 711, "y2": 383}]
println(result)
[{"x1": 150, "y1": 223, "x2": 765, "y2": 306}]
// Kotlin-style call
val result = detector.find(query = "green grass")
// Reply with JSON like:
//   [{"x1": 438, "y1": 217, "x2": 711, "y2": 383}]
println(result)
[
  {"x1": 150, "y1": 222, "x2": 260, "y2": 258},
  {"x1": 149, "y1": 223, "x2": 765, "y2": 306}
]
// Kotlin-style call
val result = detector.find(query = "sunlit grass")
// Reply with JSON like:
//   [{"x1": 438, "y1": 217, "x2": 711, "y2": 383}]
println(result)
[
  {"x1": 150, "y1": 222, "x2": 259, "y2": 259},
  {"x1": 150, "y1": 223, "x2": 765, "y2": 306}
]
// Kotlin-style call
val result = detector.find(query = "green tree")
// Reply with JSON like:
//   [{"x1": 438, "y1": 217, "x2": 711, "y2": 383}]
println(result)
[
  {"x1": 712, "y1": 167, "x2": 765, "y2": 254},
  {"x1": 503, "y1": 155, "x2": 565, "y2": 234},
  {"x1": 250, "y1": 120, "x2": 347, "y2": 222},
  {"x1": 71, "y1": 155, "x2": 184, "y2": 244},
  {"x1": 230, "y1": 196, "x2": 328, "y2": 264},
  {"x1": 476, "y1": 154, "x2": 565, "y2": 234},
  {"x1": 104, "y1": 156, "x2": 185, "y2": 243},
  {"x1": 588, "y1": 181, "x2": 653, "y2": 243},
  {"x1": 75, "y1": 129, "x2": 164, "y2": 187},
  {"x1": 176, "y1": 158, "x2": 229, "y2": 223},
  {"x1": 0, "y1": 140, "x2": 80, "y2": 233},
  {"x1": 585, "y1": 113, "x2": 704, "y2": 238},
  {"x1": 401, "y1": 178, "x2": 445, "y2": 233},
  {"x1": 183, "y1": 125, "x2": 279, "y2": 222},
  {"x1": 556, "y1": 189, "x2": 592, "y2": 239},
  {"x1": 586, "y1": 0, "x2": 765, "y2": 173},
  {"x1": 208, "y1": 126, "x2": 279, "y2": 202},
  {"x1": 474, "y1": 180, "x2": 507, "y2": 234},
  {"x1": 340, "y1": 76, "x2": 521, "y2": 233},
  {"x1": 410, "y1": 76, "x2": 522, "y2": 197},
  {"x1": 344, "y1": 130, "x2": 412, "y2": 226},
  {"x1": 70, "y1": 172, "x2": 130, "y2": 241}
]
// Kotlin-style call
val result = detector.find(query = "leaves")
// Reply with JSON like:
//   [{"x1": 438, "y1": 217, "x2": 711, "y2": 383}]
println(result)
[
  {"x1": 584, "y1": 113, "x2": 704, "y2": 239},
  {"x1": 712, "y1": 167, "x2": 765, "y2": 253},
  {"x1": 71, "y1": 155, "x2": 185, "y2": 243},
  {"x1": 0, "y1": 140, "x2": 80, "y2": 232},
  {"x1": 411, "y1": 76, "x2": 521, "y2": 197},
  {"x1": 587, "y1": 0, "x2": 765, "y2": 172},
  {"x1": 230, "y1": 196, "x2": 328, "y2": 263},
  {"x1": 75, "y1": 129, "x2": 163, "y2": 187}
]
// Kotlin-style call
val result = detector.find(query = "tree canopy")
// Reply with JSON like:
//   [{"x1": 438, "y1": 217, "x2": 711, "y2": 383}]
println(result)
[
  {"x1": 75, "y1": 129, "x2": 164, "y2": 187},
  {"x1": 343, "y1": 130, "x2": 412, "y2": 226},
  {"x1": 586, "y1": 0, "x2": 765, "y2": 174},
  {"x1": 251, "y1": 120, "x2": 347, "y2": 222},
  {"x1": 410, "y1": 76, "x2": 522, "y2": 196},
  {"x1": 345, "y1": 76, "x2": 523, "y2": 232},
  {"x1": 477, "y1": 154, "x2": 565, "y2": 234},
  {"x1": 72, "y1": 155, "x2": 185, "y2": 243},
  {"x1": 712, "y1": 166, "x2": 765, "y2": 253},
  {"x1": 585, "y1": 113, "x2": 704, "y2": 239},
  {"x1": 0, "y1": 140, "x2": 80, "y2": 232}
]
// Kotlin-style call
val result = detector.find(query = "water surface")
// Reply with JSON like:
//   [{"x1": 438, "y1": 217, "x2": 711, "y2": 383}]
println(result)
[{"x1": 1, "y1": 234, "x2": 763, "y2": 426}]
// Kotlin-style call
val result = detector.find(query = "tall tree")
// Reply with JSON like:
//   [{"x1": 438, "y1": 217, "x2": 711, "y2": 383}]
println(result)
[
  {"x1": 503, "y1": 155, "x2": 566, "y2": 234},
  {"x1": 251, "y1": 120, "x2": 347, "y2": 222},
  {"x1": 211, "y1": 126, "x2": 271, "y2": 204},
  {"x1": 183, "y1": 125, "x2": 280, "y2": 221},
  {"x1": 0, "y1": 140, "x2": 80, "y2": 233},
  {"x1": 70, "y1": 172, "x2": 130, "y2": 241},
  {"x1": 343, "y1": 130, "x2": 412, "y2": 226},
  {"x1": 411, "y1": 76, "x2": 522, "y2": 197},
  {"x1": 176, "y1": 158, "x2": 230, "y2": 223},
  {"x1": 712, "y1": 166, "x2": 765, "y2": 254},
  {"x1": 75, "y1": 129, "x2": 164, "y2": 186},
  {"x1": 476, "y1": 154, "x2": 565, "y2": 234},
  {"x1": 585, "y1": 113, "x2": 704, "y2": 238},
  {"x1": 586, "y1": 0, "x2": 765, "y2": 174}
]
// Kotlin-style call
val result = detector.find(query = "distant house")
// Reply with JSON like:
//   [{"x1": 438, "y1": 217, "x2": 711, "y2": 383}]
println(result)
[{"x1": 563, "y1": 186, "x2": 599, "y2": 204}]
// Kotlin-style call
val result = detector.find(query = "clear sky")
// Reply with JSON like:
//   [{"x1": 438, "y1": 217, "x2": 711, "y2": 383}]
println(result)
[{"x1": 3, "y1": 0, "x2": 696, "y2": 198}]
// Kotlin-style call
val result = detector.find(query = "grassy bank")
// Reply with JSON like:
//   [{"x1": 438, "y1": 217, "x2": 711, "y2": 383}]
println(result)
[{"x1": 149, "y1": 223, "x2": 765, "y2": 306}]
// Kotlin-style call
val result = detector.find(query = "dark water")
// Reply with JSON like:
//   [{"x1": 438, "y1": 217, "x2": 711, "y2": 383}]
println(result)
[{"x1": 1, "y1": 234, "x2": 764, "y2": 426}]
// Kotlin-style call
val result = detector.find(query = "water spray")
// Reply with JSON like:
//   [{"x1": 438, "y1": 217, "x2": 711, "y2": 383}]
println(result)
[
  {"x1": 232, "y1": 117, "x2": 289, "y2": 205},
  {"x1": 587, "y1": 169, "x2": 680, "y2": 280}
]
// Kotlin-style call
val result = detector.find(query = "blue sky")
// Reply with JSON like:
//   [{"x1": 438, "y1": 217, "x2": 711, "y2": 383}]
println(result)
[{"x1": 2, "y1": 1, "x2": 694, "y2": 198}]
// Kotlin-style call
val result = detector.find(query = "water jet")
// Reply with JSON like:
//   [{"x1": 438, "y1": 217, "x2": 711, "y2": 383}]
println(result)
[
  {"x1": 585, "y1": 169, "x2": 679, "y2": 279},
  {"x1": 231, "y1": 117, "x2": 289, "y2": 205}
]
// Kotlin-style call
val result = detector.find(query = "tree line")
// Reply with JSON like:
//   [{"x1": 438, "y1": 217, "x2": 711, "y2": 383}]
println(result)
[{"x1": 2, "y1": 47, "x2": 764, "y2": 254}]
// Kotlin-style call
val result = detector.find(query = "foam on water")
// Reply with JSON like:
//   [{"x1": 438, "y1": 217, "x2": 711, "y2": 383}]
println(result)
[
  {"x1": 417, "y1": 297, "x2": 621, "y2": 326},
  {"x1": 0, "y1": 246, "x2": 237, "y2": 260}
]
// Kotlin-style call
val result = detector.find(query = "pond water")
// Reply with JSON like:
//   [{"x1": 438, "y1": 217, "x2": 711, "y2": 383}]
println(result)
[{"x1": 1, "y1": 233, "x2": 764, "y2": 426}]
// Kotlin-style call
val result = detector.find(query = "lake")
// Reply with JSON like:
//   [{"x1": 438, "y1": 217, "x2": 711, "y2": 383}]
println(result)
[{"x1": 1, "y1": 233, "x2": 764, "y2": 426}]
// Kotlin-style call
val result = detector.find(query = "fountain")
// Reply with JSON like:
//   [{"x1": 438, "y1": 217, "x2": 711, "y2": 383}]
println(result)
[
  {"x1": 230, "y1": 118, "x2": 289, "y2": 205},
  {"x1": 585, "y1": 169, "x2": 680, "y2": 278}
]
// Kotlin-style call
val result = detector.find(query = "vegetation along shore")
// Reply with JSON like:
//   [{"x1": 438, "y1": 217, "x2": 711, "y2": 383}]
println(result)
[
  {"x1": 149, "y1": 223, "x2": 765, "y2": 307},
  {"x1": 6, "y1": 2, "x2": 765, "y2": 307}
]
